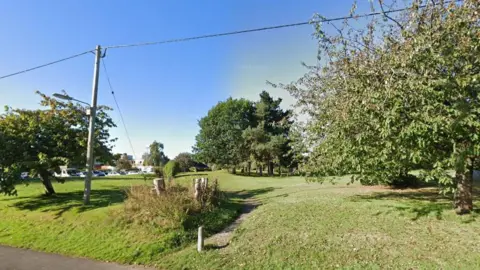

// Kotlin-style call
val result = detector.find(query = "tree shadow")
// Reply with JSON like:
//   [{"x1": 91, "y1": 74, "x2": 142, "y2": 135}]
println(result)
[
  {"x1": 351, "y1": 189, "x2": 456, "y2": 220},
  {"x1": 232, "y1": 172, "x2": 294, "y2": 178},
  {"x1": 12, "y1": 188, "x2": 127, "y2": 218},
  {"x1": 224, "y1": 187, "x2": 277, "y2": 200},
  {"x1": 176, "y1": 173, "x2": 209, "y2": 178},
  {"x1": 204, "y1": 243, "x2": 229, "y2": 250}
]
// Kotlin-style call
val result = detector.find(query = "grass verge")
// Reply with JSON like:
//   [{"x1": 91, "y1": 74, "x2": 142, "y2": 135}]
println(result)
[{"x1": 1, "y1": 172, "x2": 480, "y2": 269}]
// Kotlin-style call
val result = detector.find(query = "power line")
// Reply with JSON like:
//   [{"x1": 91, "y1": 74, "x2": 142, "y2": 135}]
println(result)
[
  {"x1": 104, "y1": 0, "x2": 460, "y2": 50},
  {"x1": 0, "y1": 50, "x2": 93, "y2": 80},
  {"x1": 0, "y1": 0, "x2": 461, "y2": 80},
  {"x1": 101, "y1": 58, "x2": 137, "y2": 160}
]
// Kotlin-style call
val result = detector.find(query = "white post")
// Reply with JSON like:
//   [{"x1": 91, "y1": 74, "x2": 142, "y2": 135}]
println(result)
[
  {"x1": 197, "y1": 226, "x2": 204, "y2": 252},
  {"x1": 194, "y1": 178, "x2": 201, "y2": 201},
  {"x1": 203, "y1": 178, "x2": 208, "y2": 189},
  {"x1": 83, "y1": 45, "x2": 102, "y2": 205}
]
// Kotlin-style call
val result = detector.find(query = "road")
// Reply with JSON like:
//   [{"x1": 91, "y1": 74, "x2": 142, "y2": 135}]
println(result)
[{"x1": 0, "y1": 245, "x2": 157, "y2": 270}]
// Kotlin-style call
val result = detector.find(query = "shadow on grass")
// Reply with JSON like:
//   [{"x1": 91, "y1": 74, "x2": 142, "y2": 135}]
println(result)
[
  {"x1": 12, "y1": 188, "x2": 127, "y2": 218},
  {"x1": 231, "y1": 172, "x2": 297, "y2": 178},
  {"x1": 92, "y1": 176, "x2": 153, "y2": 181},
  {"x1": 224, "y1": 187, "x2": 277, "y2": 200},
  {"x1": 350, "y1": 189, "x2": 480, "y2": 221},
  {"x1": 176, "y1": 173, "x2": 209, "y2": 178},
  {"x1": 204, "y1": 243, "x2": 229, "y2": 250}
]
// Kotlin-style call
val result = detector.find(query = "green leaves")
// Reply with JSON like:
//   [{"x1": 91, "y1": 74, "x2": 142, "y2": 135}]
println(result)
[
  {"x1": 284, "y1": 0, "x2": 480, "y2": 189},
  {"x1": 0, "y1": 91, "x2": 116, "y2": 195},
  {"x1": 194, "y1": 98, "x2": 255, "y2": 168},
  {"x1": 193, "y1": 91, "x2": 294, "y2": 174}
]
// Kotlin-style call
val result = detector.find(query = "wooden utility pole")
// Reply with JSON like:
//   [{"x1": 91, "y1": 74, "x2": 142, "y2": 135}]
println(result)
[{"x1": 83, "y1": 45, "x2": 101, "y2": 205}]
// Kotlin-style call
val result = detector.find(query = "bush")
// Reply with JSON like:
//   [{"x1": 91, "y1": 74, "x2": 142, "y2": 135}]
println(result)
[
  {"x1": 123, "y1": 184, "x2": 196, "y2": 229},
  {"x1": 153, "y1": 166, "x2": 164, "y2": 178},
  {"x1": 118, "y1": 180, "x2": 240, "y2": 250},
  {"x1": 122, "y1": 180, "x2": 225, "y2": 230},
  {"x1": 163, "y1": 161, "x2": 180, "y2": 179}
]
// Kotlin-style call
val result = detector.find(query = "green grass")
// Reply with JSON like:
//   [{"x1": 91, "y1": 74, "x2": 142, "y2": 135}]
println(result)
[{"x1": 1, "y1": 172, "x2": 480, "y2": 269}]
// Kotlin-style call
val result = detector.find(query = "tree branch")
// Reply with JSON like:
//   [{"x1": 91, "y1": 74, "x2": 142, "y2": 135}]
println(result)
[{"x1": 379, "y1": 0, "x2": 404, "y2": 30}]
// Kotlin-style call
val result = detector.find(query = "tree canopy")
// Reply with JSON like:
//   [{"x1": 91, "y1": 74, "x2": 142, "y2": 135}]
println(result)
[
  {"x1": 282, "y1": 0, "x2": 480, "y2": 213},
  {"x1": 116, "y1": 154, "x2": 133, "y2": 171},
  {"x1": 193, "y1": 92, "x2": 293, "y2": 175},
  {"x1": 143, "y1": 141, "x2": 168, "y2": 166},
  {"x1": 193, "y1": 97, "x2": 255, "y2": 169},
  {"x1": 0, "y1": 91, "x2": 116, "y2": 195},
  {"x1": 174, "y1": 152, "x2": 195, "y2": 172}
]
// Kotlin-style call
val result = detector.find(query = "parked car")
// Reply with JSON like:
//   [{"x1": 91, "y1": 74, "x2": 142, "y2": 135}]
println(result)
[
  {"x1": 93, "y1": 170, "x2": 106, "y2": 177},
  {"x1": 107, "y1": 171, "x2": 120, "y2": 176},
  {"x1": 54, "y1": 168, "x2": 81, "y2": 178},
  {"x1": 20, "y1": 172, "x2": 29, "y2": 179}
]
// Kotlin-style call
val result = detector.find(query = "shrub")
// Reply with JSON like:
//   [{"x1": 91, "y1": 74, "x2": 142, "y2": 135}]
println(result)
[
  {"x1": 153, "y1": 166, "x2": 164, "y2": 178},
  {"x1": 119, "y1": 180, "x2": 239, "y2": 250},
  {"x1": 122, "y1": 180, "x2": 226, "y2": 230},
  {"x1": 163, "y1": 161, "x2": 180, "y2": 179},
  {"x1": 123, "y1": 183, "x2": 197, "y2": 229}
]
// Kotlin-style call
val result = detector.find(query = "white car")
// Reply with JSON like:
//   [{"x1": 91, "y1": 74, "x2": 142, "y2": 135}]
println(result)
[
  {"x1": 78, "y1": 171, "x2": 106, "y2": 177},
  {"x1": 54, "y1": 168, "x2": 81, "y2": 178}
]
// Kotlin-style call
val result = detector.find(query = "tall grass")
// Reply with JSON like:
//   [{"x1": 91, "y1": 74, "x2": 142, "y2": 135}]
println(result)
[{"x1": 121, "y1": 180, "x2": 235, "y2": 235}]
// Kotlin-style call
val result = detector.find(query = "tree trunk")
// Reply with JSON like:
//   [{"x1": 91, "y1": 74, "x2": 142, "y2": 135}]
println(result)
[
  {"x1": 232, "y1": 167, "x2": 236, "y2": 174},
  {"x1": 454, "y1": 160, "x2": 474, "y2": 215},
  {"x1": 247, "y1": 162, "x2": 251, "y2": 176},
  {"x1": 39, "y1": 171, "x2": 55, "y2": 196},
  {"x1": 258, "y1": 165, "x2": 263, "y2": 176},
  {"x1": 279, "y1": 165, "x2": 282, "y2": 177},
  {"x1": 268, "y1": 161, "x2": 274, "y2": 176}
]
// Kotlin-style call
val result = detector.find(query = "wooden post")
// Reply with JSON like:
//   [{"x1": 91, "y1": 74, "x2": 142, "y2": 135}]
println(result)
[
  {"x1": 197, "y1": 226, "x2": 204, "y2": 252},
  {"x1": 153, "y1": 178, "x2": 165, "y2": 195},
  {"x1": 201, "y1": 178, "x2": 208, "y2": 189},
  {"x1": 212, "y1": 178, "x2": 218, "y2": 193},
  {"x1": 194, "y1": 178, "x2": 201, "y2": 201}
]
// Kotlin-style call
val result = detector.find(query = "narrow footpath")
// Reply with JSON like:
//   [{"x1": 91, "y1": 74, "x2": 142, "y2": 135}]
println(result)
[{"x1": 205, "y1": 199, "x2": 260, "y2": 249}]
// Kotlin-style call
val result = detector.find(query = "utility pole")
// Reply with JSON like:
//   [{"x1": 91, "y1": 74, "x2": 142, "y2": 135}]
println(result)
[{"x1": 84, "y1": 45, "x2": 102, "y2": 204}]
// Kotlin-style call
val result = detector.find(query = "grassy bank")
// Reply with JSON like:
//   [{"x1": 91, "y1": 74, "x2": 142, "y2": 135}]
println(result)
[
  {"x1": 1, "y1": 172, "x2": 480, "y2": 269},
  {"x1": 0, "y1": 173, "x2": 241, "y2": 265}
]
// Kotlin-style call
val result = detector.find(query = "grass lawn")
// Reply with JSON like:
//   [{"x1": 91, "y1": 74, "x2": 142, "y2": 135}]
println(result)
[{"x1": 1, "y1": 172, "x2": 480, "y2": 269}]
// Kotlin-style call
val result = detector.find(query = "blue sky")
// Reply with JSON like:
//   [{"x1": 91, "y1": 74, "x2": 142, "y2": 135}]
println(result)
[{"x1": 0, "y1": 0, "x2": 376, "y2": 159}]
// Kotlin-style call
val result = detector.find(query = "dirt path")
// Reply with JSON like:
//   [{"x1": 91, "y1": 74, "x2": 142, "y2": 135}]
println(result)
[
  {"x1": 205, "y1": 200, "x2": 260, "y2": 249},
  {"x1": 0, "y1": 245, "x2": 156, "y2": 270}
]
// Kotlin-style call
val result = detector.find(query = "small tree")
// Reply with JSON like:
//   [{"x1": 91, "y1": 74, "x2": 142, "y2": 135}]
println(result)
[
  {"x1": 174, "y1": 152, "x2": 194, "y2": 172},
  {"x1": 116, "y1": 154, "x2": 132, "y2": 171},
  {"x1": 0, "y1": 91, "x2": 116, "y2": 196},
  {"x1": 163, "y1": 160, "x2": 180, "y2": 179}
]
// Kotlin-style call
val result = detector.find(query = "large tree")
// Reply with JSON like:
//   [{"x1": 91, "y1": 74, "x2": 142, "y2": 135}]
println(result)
[
  {"x1": 0, "y1": 91, "x2": 116, "y2": 196},
  {"x1": 242, "y1": 91, "x2": 293, "y2": 176},
  {"x1": 143, "y1": 141, "x2": 168, "y2": 166},
  {"x1": 174, "y1": 152, "x2": 195, "y2": 172},
  {"x1": 193, "y1": 98, "x2": 255, "y2": 171},
  {"x1": 284, "y1": 0, "x2": 480, "y2": 213}
]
